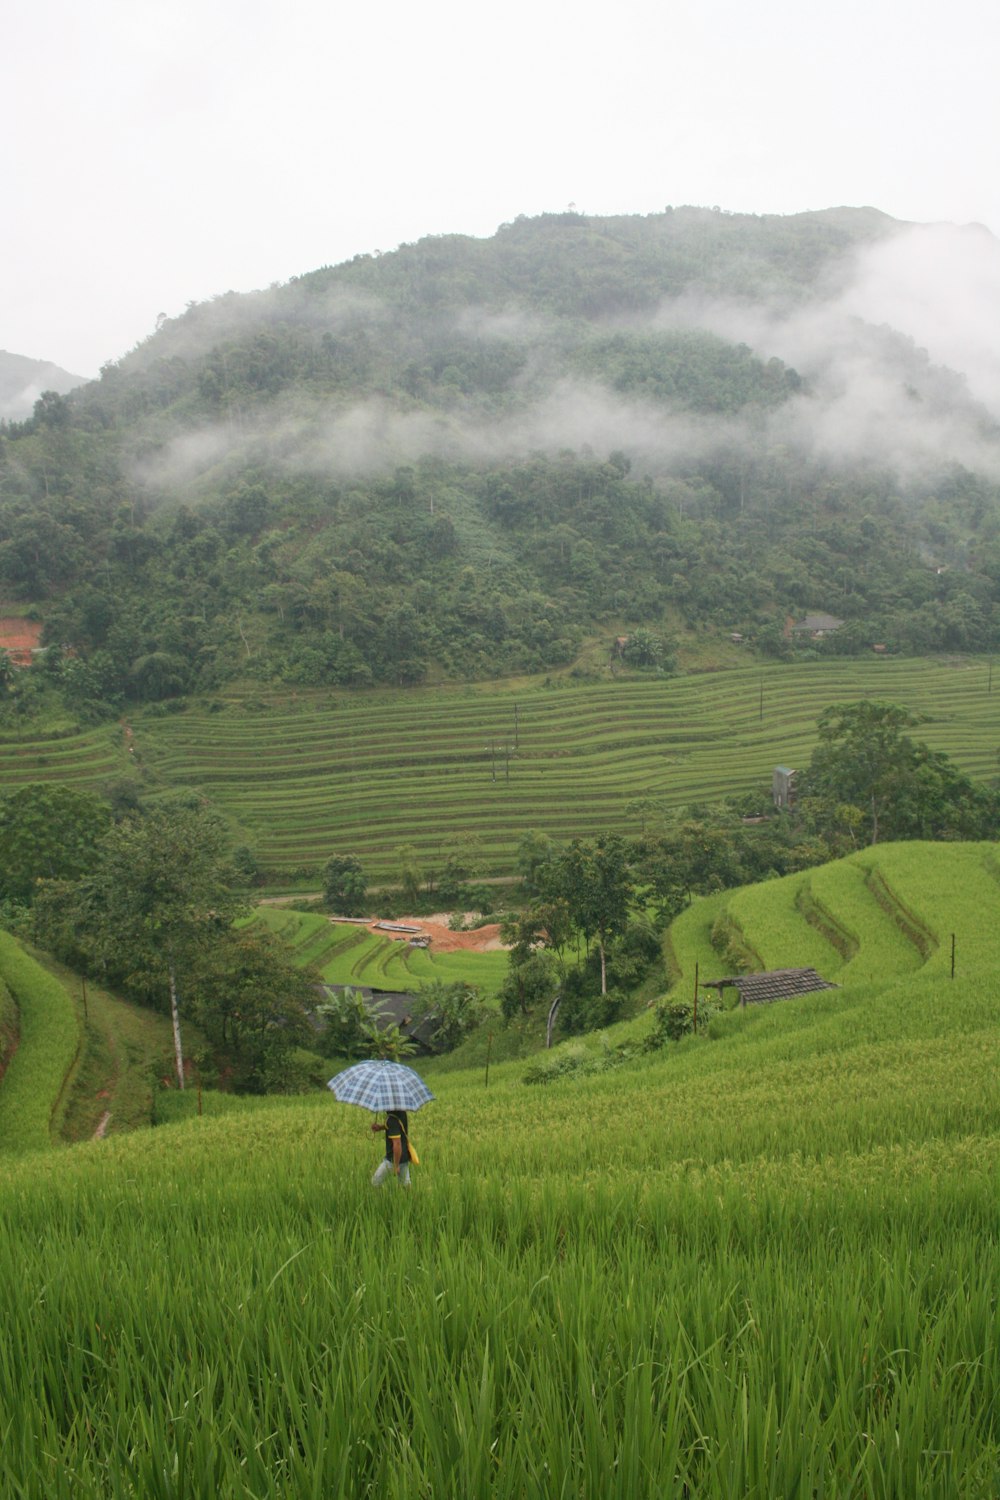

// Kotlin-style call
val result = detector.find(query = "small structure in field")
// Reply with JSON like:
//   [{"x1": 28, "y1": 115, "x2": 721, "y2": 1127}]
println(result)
[
  {"x1": 790, "y1": 613, "x2": 844, "y2": 638},
  {"x1": 702, "y1": 967, "x2": 837, "y2": 1008},
  {"x1": 772, "y1": 765, "x2": 797, "y2": 810}
]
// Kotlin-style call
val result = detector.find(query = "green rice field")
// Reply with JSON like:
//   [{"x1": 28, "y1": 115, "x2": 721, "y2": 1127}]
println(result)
[
  {"x1": 252, "y1": 906, "x2": 510, "y2": 995},
  {"x1": 2, "y1": 840, "x2": 1000, "y2": 1496},
  {"x1": 1, "y1": 655, "x2": 999, "y2": 883}
]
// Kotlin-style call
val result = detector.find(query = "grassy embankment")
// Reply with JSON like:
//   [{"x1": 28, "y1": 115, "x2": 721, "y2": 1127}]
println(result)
[{"x1": 0, "y1": 935, "x2": 182, "y2": 1149}]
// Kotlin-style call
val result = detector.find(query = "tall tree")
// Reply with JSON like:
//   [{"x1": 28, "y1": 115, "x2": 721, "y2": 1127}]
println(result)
[
  {"x1": 187, "y1": 928, "x2": 315, "y2": 1092},
  {"x1": 322, "y1": 853, "x2": 367, "y2": 915},
  {"x1": 802, "y1": 700, "x2": 999, "y2": 844},
  {"x1": 548, "y1": 836, "x2": 635, "y2": 995},
  {"x1": 70, "y1": 806, "x2": 247, "y2": 1087}
]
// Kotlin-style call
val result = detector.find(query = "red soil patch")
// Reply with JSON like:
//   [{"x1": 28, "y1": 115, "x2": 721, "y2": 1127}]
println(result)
[
  {"x1": 0, "y1": 618, "x2": 43, "y2": 665},
  {"x1": 373, "y1": 915, "x2": 507, "y2": 953}
]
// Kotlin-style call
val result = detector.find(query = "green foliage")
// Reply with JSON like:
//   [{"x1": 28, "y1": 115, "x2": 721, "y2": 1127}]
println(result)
[
  {"x1": 413, "y1": 979, "x2": 484, "y2": 1051},
  {"x1": 0, "y1": 782, "x2": 111, "y2": 903},
  {"x1": 187, "y1": 928, "x2": 316, "y2": 1093},
  {"x1": 499, "y1": 949, "x2": 560, "y2": 1022},
  {"x1": 316, "y1": 985, "x2": 383, "y2": 1059},
  {"x1": 802, "y1": 699, "x2": 1000, "y2": 844},
  {"x1": 62, "y1": 805, "x2": 248, "y2": 1000},
  {"x1": 541, "y1": 835, "x2": 635, "y2": 994},
  {"x1": 322, "y1": 853, "x2": 367, "y2": 915},
  {"x1": 2, "y1": 211, "x2": 1000, "y2": 716}
]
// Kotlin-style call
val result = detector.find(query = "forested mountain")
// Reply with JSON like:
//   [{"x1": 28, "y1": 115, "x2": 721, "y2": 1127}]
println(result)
[
  {"x1": 0, "y1": 350, "x2": 86, "y2": 422},
  {"x1": 2, "y1": 206, "x2": 1000, "y2": 717}
]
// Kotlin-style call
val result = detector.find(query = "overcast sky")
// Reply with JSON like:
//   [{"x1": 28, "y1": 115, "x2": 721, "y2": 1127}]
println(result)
[{"x1": 4, "y1": 0, "x2": 998, "y2": 378}]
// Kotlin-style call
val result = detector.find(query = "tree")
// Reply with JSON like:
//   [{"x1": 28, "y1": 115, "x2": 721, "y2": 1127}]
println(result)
[
  {"x1": 394, "y1": 843, "x2": 424, "y2": 908},
  {"x1": 499, "y1": 949, "x2": 559, "y2": 1022},
  {"x1": 413, "y1": 979, "x2": 483, "y2": 1050},
  {"x1": 67, "y1": 806, "x2": 248, "y2": 1088},
  {"x1": 801, "y1": 701, "x2": 991, "y2": 845},
  {"x1": 549, "y1": 836, "x2": 635, "y2": 994},
  {"x1": 516, "y1": 830, "x2": 561, "y2": 896},
  {"x1": 322, "y1": 853, "x2": 367, "y2": 915},
  {"x1": 318, "y1": 986, "x2": 382, "y2": 1058},
  {"x1": 187, "y1": 928, "x2": 314, "y2": 1092},
  {"x1": 0, "y1": 783, "x2": 111, "y2": 903}
]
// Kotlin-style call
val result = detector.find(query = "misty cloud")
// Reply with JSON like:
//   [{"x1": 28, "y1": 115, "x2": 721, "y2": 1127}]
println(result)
[{"x1": 128, "y1": 220, "x2": 1000, "y2": 498}]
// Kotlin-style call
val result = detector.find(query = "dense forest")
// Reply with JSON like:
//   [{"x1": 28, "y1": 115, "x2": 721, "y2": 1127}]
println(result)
[{"x1": 3, "y1": 206, "x2": 1000, "y2": 719}]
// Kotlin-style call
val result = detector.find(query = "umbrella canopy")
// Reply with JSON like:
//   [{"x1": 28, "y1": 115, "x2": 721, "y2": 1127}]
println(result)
[{"x1": 327, "y1": 1060, "x2": 435, "y2": 1112}]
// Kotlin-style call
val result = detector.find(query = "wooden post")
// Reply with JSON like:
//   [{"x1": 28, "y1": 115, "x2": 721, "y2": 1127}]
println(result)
[
  {"x1": 693, "y1": 961, "x2": 699, "y2": 1034},
  {"x1": 81, "y1": 975, "x2": 88, "y2": 1020},
  {"x1": 484, "y1": 1032, "x2": 493, "y2": 1089},
  {"x1": 951, "y1": 933, "x2": 956, "y2": 979}
]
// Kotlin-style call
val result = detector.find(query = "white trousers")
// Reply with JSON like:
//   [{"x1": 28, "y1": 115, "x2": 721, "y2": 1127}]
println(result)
[{"x1": 372, "y1": 1158, "x2": 411, "y2": 1187}]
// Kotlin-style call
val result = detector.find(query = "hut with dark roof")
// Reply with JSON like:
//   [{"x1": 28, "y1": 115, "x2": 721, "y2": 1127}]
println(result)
[{"x1": 701, "y1": 967, "x2": 837, "y2": 1008}]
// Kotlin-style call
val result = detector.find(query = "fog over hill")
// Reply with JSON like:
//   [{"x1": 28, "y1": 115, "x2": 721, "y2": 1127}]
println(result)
[
  {"x1": 83, "y1": 207, "x2": 1000, "y2": 496},
  {"x1": 4, "y1": 207, "x2": 1000, "y2": 706},
  {"x1": 0, "y1": 350, "x2": 87, "y2": 421}
]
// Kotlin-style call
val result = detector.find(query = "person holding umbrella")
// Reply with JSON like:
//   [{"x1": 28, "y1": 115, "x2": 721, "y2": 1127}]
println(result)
[
  {"x1": 327, "y1": 1059, "x2": 433, "y2": 1189},
  {"x1": 370, "y1": 1110, "x2": 412, "y2": 1186}
]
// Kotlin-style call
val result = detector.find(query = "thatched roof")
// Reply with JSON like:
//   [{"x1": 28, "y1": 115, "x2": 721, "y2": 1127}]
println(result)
[{"x1": 701, "y1": 967, "x2": 837, "y2": 1005}]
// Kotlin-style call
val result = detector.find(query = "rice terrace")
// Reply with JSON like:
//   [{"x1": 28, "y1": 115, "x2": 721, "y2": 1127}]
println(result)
[
  {"x1": 3, "y1": 808, "x2": 1000, "y2": 1492},
  {"x1": 1, "y1": 654, "x2": 999, "y2": 884},
  {"x1": 7, "y1": 185, "x2": 1000, "y2": 1498}
]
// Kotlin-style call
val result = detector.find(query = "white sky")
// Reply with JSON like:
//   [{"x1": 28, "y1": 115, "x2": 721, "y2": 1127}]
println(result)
[{"x1": 3, "y1": 0, "x2": 999, "y2": 377}]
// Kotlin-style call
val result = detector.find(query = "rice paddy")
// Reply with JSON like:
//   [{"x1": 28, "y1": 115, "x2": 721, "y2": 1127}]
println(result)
[
  {"x1": 2, "y1": 839, "x2": 1000, "y2": 1495},
  {"x1": 1, "y1": 654, "x2": 999, "y2": 883}
]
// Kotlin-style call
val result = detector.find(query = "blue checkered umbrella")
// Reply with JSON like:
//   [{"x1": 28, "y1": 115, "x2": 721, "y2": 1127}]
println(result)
[{"x1": 327, "y1": 1060, "x2": 434, "y2": 1112}]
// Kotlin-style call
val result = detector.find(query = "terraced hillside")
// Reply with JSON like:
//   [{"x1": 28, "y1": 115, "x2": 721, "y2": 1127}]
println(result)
[
  {"x1": 2, "y1": 839, "x2": 1000, "y2": 1496},
  {"x1": 0, "y1": 935, "x2": 180, "y2": 1152},
  {"x1": 1, "y1": 655, "x2": 995, "y2": 884},
  {"x1": 252, "y1": 907, "x2": 509, "y2": 994},
  {"x1": 666, "y1": 840, "x2": 996, "y2": 1005}
]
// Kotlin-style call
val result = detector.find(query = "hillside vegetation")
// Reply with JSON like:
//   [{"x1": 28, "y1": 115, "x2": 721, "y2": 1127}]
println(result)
[
  {"x1": 2, "y1": 208, "x2": 1000, "y2": 723},
  {"x1": 1, "y1": 840, "x2": 999, "y2": 1495}
]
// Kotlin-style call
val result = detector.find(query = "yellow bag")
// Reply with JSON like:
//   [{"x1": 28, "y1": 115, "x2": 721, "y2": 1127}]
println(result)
[{"x1": 402, "y1": 1125, "x2": 419, "y2": 1166}]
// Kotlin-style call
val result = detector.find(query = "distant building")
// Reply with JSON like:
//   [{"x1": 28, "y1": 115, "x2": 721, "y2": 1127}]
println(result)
[
  {"x1": 0, "y1": 617, "x2": 44, "y2": 666},
  {"x1": 790, "y1": 613, "x2": 844, "y2": 638},
  {"x1": 772, "y1": 766, "x2": 797, "y2": 810}
]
